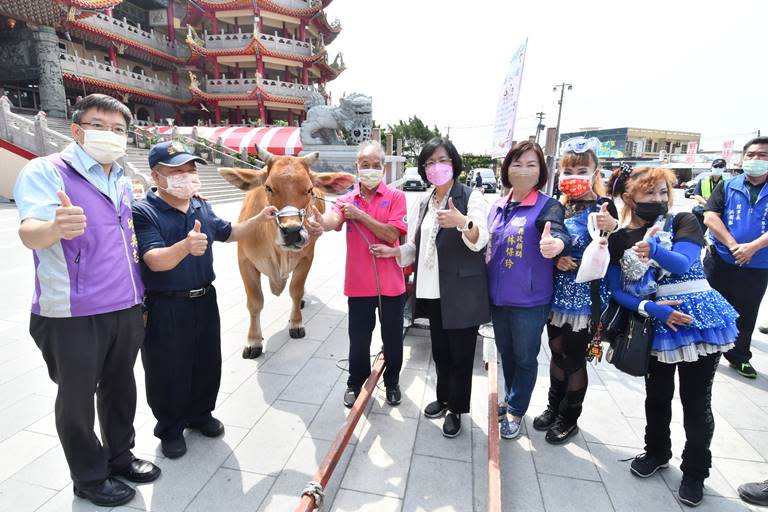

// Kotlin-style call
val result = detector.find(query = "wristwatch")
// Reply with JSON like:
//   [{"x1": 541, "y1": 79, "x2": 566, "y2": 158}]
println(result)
[
  {"x1": 457, "y1": 217, "x2": 474, "y2": 233},
  {"x1": 637, "y1": 300, "x2": 650, "y2": 318}
]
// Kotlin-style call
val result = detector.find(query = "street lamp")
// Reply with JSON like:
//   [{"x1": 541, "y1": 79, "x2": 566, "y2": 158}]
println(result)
[{"x1": 546, "y1": 82, "x2": 572, "y2": 195}]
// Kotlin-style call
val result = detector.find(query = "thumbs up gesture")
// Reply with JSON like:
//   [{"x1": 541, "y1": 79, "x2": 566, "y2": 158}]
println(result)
[
  {"x1": 436, "y1": 197, "x2": 467, "y2": 229},
  {"x1": 54, "y1": 191, "x2": 87, "y2": 240},
  {"x1": 633, "y1": 225, "x2": 659, "y2": 262},
  {"x1": 539, "y1": 221, "x2": 565, "y2": 259},
  {"x1": 306, "y1": 205, "x2": 325, "y2": 238},
  {"x1": 595, "y1": 201, "x2": 618, "y2": 233},
  {"x1": 185, "y1": 219, "x2": 208, "y2": 256}
]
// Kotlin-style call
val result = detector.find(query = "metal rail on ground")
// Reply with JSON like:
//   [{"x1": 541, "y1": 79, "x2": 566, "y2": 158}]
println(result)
[
  {"x1": 482, "y1": 327, "x2": 502, "y2": 512},
  {"x1": 295, "y1": 351, "x2": 386, "y2": 511}
]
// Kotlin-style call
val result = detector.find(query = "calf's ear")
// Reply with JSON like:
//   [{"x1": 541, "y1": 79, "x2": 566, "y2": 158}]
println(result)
[
  {"x1": 310, "y1": 171, "x2": 355, "y2": 194},
  {"x1": 219, "y1": 167, "x2": 269, "y2": 191}
]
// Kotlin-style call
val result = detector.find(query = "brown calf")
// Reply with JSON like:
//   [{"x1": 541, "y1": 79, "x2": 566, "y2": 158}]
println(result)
[{"x1": 219, "y1": 147, "x2": 354, "y2": 358}]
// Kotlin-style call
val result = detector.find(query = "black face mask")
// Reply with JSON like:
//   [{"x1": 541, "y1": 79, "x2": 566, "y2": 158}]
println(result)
[{"x1": 635, "y1": 201, "x2": 668, "y2": 222}]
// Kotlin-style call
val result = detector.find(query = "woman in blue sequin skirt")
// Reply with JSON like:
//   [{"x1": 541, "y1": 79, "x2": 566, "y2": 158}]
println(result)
[
  {"x1": 532, "y1": 138, "x2": 619, "y2": 444},
  {"x1": 606, "y1": 166, "x2": 738, "y2": 507}
]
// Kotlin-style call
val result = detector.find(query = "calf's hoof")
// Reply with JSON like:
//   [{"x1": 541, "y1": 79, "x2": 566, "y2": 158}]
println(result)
[
  {"x1": 289, "y1": 327, "x2": 306, "y2": 339},
  {"x1": 242, "y1": 345, "x2": 263, "y2": 359},
  {"x1": 300, "y1": 299, "x2": 306, "y2": 309}
]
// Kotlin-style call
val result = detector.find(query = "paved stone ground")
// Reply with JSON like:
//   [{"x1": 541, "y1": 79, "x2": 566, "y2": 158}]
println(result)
[{"x1": 1, "y1": 192, "x2": 767, "y2": 511}]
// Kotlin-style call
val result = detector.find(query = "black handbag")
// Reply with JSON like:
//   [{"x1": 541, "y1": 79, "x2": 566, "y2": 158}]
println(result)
[{"x1": 601, "y1": 300, "x2": 654, "y2": 377}]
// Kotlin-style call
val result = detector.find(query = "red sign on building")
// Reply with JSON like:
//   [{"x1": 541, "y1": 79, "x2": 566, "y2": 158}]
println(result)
[
  {"x1": 686, "y1": 142, "x2": 698, "y2": 164},
  {"x1": 722, "y1": 140, "x2": 734, "y2": 161}
]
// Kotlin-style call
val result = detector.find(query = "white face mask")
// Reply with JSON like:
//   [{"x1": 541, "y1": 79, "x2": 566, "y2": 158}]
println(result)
[
  {"x1": 158, "y1": 172, "x2": 202, "y2": 199},
  {"x1": 80, "y1": 129, "x2": 127, "y2": 164},
  {"x1": 358, "y1": 168, "x2": 384, "y2": 189},
  {"x1": 710, "y1": 167, "x2": 723, "y2": 177}
]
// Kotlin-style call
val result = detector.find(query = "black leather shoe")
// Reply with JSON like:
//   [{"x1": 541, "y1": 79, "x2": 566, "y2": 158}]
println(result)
[
  {"x1": 424, "y1": 400, "x2": 448, "y2": 419},
  {"x1": 544, "y1": 418, "x2": 579, "y2": 445},
  {"x1": 74, "y1": 477, "x2": 135, "y2": 507},
  {"x1": 189, "y1": 417, "x2": 225, "y2": 438},
  {"x1": 343, "y1": 386, "x2": 360, "y2": 408},
  {"x1": 442, "y1": 412, "x2": 462, "y2": 438},
  {"x1": 738, "y1": 479, "x2": 768, "y2": 506},
  {"x1": 533, "y1": 408, "x2": 558, "y2": 431},
  {"x1": 161, "y1": 436, "x2": 187, "y2": 459},
  {"x1": 385, "y1": 386, "x2": 401, "y2": 406},
  {"x1": 112, "y1": 458, "x2": 161, "y2": 484}
]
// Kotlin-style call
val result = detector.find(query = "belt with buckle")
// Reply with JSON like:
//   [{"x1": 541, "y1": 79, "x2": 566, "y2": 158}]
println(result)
[{"x1": 146, "y1": 284, "x2": 213, "y2": 299}]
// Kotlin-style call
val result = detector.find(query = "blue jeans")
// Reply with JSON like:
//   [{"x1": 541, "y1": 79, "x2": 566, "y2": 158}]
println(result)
[{"x1": 491, "y1": 304, "x2": 550, "y2": 417}]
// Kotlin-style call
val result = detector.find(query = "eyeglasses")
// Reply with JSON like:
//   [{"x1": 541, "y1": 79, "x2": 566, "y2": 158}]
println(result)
[
  {"x1": 425, "y1": 158, "x2": 452, "y2": 168},
  {"x1": 78, "y1": 121, "x2": 128, "y2": 136}
]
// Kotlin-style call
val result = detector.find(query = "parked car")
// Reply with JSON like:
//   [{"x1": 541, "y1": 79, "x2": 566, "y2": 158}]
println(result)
[
  {"x1": 472, "y1": 168, "x2": 497, "y2": 193},
  {"x1": 402, "y1": 166, "x2": 427, "y2": 191}
]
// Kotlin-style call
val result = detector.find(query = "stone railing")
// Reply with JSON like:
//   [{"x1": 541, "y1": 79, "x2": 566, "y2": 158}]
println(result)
[
  {"x1": 204, "y1": 77, "x2": 316, "y2": 99},
  {"x1": 0, "y1": 96, "x2": 71, "y2": 157},
  {"x1": 79, "y1": 12, "x2": 190, "y2": 60},
  {"x1": 203, "y1": 30, "x2": 313, "y2": 57},
  {"x1": 59, "y1": 52, "x2": 191, "y2": 100},
  {"x1": 257, "y1": 32, "x2": 312, "y2": 56}
]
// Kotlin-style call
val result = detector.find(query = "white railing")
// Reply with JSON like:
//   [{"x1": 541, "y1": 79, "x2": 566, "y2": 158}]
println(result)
[
  {"x1": 258, "y1": 32, "x2": 312, "y2": 56},
  {"x1": 203, "y1": 30, "x2": 313, "y2": 57},
  {"x1": 205, "y1": 77, "x2": 316, "y2": 99},
  {"x1": 59, "y1": 52, "x2": 191, "y2": 100},
  {"x1": 79, "y1": 13, "x2": 190, "y2": 60},
  {"x1": 0, "y1": 96, "x2": 72, "y2": 157}
]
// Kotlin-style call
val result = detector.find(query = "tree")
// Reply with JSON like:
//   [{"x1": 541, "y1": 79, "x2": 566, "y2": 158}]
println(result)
[
  {"x1": 462, "y1": 153, "x2": 494, "y2": 171},
  {"x1": 381, "y1": 116, "x2": 442, "y2": 160}
]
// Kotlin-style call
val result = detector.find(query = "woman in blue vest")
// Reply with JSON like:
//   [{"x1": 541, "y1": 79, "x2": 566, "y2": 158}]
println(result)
[
  {"x1": 487, "y1": 141, "x2": 571, "y2": 440},
  {"x1": 606, "y1": 166, "x2": 738, "y2": 507},
  {"x1": 533, "y1": 138, "x2": 619, "y2": 444}
]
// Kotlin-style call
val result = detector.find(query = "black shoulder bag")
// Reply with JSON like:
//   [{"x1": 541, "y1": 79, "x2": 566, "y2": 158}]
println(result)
[{"x1": 600, "y1": 215, "x2": 673, "y2": 376}]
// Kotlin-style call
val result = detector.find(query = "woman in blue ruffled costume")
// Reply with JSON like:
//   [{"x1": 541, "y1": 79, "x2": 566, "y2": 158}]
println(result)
[
  {"x1": 606, "y1": 166, "x2": 738, "y2": 508},
  {"x1": 533, "y1": 137, "x2": 619, "y2": 444}
]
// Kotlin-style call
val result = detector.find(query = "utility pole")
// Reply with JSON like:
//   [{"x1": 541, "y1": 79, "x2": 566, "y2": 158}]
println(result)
[
  {"x1": 534, "y1": 111, "x2": 546, "y2": 144},
  {"x1": 546, "y1": 82, "x2": 572, "y2": 195},
  {"x1": 446, "y1": 125, "x2": 450, "y2": 139}
]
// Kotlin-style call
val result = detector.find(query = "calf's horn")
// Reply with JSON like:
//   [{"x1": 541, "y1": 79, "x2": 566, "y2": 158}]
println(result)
[
  {"x1": 255, "y1": 144, "x2": 273, "y2": 165},
  {"x1": 302, "y1": 151, "x2": 319, "y2": 166}
]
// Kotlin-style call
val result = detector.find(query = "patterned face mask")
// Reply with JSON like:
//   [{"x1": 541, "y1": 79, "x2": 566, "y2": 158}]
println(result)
[
  {"x1": 558, "y1": 174, "x2": 593, "y2": 198},
  {"x1": 159, "y1": 171, "x2": 202, "y2": 199}
]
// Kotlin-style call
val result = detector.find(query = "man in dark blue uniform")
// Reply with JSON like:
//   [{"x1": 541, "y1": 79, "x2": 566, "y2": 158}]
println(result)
[{"x1": 133, "y1": 142, "x2": 276, "y2": 458}]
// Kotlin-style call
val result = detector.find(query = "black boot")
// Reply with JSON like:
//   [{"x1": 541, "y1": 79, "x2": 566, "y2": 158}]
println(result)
[{"x1": 535, "y1": 376, "x2": 566, "y2": 431}]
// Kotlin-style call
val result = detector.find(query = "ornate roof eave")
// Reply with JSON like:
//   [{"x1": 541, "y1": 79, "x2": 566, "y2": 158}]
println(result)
[
  {"x1": 67, "y1": 19, "x2": 187, "y2": 66},
  {"x1": 309, "y1": 10, "x2": 340, "y2": 42},
  {"x1": 193, "y1": 0, "x2": 322, "y2": 18},
  {"x1": 315, "y1": 59, "x2": 343, "y2": 80},
  {"x1": 188, "y1": 82, "x2": 304, "y2": 106},
  {"x1": 61, "y1": 72, "x2": 192, "y2": 106},
  {"x1": 186, "y1": 36, "x2": 327, "y2": 64}
]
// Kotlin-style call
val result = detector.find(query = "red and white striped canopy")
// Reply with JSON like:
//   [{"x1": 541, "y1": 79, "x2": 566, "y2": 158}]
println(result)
[{"x1": 155, "y1": 126, "x2": 302, "y2": 156}]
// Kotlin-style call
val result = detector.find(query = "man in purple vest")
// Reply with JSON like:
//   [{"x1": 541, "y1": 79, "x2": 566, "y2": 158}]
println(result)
[{"x1": 14, "y1": 94, "x2": 160, "y2": 507}]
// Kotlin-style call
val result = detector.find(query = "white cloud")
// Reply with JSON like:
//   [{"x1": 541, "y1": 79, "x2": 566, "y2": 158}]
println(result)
[{"x1": 325, "y1": 0, "x2": 767, "y2": 154}]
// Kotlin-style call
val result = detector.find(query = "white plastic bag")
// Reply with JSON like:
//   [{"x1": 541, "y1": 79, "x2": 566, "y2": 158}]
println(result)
[{"x1": 575, "y1": 212, "x2": 610, "y2": 283}]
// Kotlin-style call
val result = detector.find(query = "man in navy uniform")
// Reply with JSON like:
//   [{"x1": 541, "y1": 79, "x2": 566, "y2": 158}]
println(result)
[{"x1": 133, "y1": 141, "x2": 276, "y2": 457}]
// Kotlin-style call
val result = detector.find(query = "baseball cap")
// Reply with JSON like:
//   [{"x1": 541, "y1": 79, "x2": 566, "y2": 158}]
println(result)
[
  {"x1": 711, "y1": 158, "x2": 727, "y2": 168},
  {"x1": 148, "y1": 141, "x2": 207, "y2": 168}
]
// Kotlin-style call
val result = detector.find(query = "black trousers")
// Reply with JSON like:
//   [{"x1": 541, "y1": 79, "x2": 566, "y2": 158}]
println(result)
[
  {"x1": 142, "y1": 287, "x2": 222, "y2": 440},
  {"x1": 705, "y1": 248, "x2": 768, "y2": 363},
  {"x1": 29, "y1": 305, "x2": 144, "y2": 488},
  {"x1": 347, "y1": 294, "x2": 405, "y2": 389},
  {"x1": 423, "y1": 299, "x2": 478, "y2": 414},
  {"x1": 644, "y1": 353, "x2": 720, "y2": 480}
]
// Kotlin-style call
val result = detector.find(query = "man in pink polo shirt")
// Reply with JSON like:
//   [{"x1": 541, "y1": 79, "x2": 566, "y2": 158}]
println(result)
[{"x1": 310, "y1": 140, "x2": 407, "y2": 408}]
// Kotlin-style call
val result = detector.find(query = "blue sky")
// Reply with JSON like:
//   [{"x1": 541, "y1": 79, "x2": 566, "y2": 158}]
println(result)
[{"x1": 325, "y1": 0, "x2": 767, "y2": 154}]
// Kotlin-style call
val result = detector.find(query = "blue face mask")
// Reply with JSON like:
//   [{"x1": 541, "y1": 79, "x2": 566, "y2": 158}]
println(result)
[{"x1": 743, "y1": 159, "x2": 768, "y2": 177}]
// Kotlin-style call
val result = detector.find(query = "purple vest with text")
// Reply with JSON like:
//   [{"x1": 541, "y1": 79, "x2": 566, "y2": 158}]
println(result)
[
  {"x1": 486, "y1": 192, "x2": 554, "y2": 307},
  {"x1": 31, "y1": 155, "x2": 143, "y2": 317}
]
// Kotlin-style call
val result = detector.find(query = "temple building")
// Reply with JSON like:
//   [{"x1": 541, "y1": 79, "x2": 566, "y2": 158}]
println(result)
[{"x1": 0, "y1": 0, "x2": 344, "y2": 126}]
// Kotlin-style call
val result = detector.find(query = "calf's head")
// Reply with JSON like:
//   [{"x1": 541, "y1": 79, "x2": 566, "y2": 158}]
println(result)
[{"x1": 220, "y1": 146, "x2": 355, "y2": 251}]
